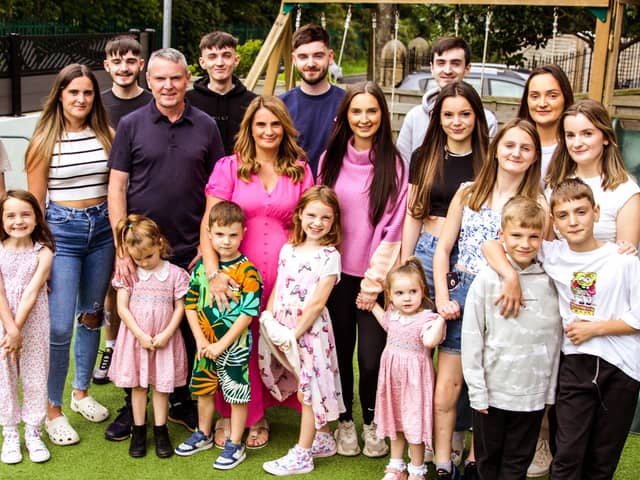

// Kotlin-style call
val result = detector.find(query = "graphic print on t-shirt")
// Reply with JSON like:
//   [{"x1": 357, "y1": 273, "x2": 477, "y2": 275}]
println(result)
[{"x1": 570, "y1": 271, "x2": 596, "y2": 316}]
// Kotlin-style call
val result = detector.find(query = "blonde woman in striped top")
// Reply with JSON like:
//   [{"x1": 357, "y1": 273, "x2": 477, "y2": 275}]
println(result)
[{"x1": 26, "y1": 63, "x2": 115, "y2": 446}]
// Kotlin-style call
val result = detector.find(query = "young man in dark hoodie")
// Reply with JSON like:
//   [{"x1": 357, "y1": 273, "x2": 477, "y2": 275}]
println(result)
[{"x1": 186, "y1": 31, "x2": 256, "y2": 155}]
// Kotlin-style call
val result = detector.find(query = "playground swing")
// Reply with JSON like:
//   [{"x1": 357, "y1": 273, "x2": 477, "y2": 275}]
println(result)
[{"x1": 247, "y1": 0, "x2": 619, "y2": 110}]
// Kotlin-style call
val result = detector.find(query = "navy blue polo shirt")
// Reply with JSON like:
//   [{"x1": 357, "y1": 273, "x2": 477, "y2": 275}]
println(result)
[{"x1": 109, "y1": 100, "x2": 224, "y2": 262}]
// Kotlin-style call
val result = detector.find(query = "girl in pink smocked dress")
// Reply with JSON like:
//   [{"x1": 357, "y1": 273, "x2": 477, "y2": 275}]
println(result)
[
  {"x1": 0, "y1": 190, "x2": 54, "y2": 464},
  {"x1": 261, "y1": 186, "x2": 345, "y2": 476},
  {"x1": 109, "y1": 215, "x2": 189, "y2": 459},
  {"x1": 372, "y1": 258, "x2": 445, "y2": 480}
]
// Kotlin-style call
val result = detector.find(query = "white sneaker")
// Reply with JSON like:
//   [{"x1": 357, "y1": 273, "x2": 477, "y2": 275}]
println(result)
[
  {"x1": 1, "y1": 429, "x2": 22, "y2": 464},
  {"x1": 362, "y1": 422, "x2": 389, "y2": 458},
  {"x1": 527, "y1": 439, "x2": 552, "y2": 477},
  {"x1": 334, "y1": 420, "x2": 361, "y2": 456},
  {"x1": 451, "y1": 431, "x2": 466, "y2": 466},
  {"x1": 25, "y1": 427, "x2": 50, "y2": 463}
]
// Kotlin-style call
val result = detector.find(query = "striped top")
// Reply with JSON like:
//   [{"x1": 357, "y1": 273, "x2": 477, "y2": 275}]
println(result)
[{"x1": 48, "y1": 128, "x2": 109, "y2": 201}]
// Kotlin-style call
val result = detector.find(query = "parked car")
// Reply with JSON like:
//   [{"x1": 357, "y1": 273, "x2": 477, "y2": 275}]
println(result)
[{"x1": 397, "y1": 63, "x2": 529, "y2": 98}]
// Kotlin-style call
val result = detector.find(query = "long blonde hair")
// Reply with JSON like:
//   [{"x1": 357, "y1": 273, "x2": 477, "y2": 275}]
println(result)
[
  {"x1": 464, "y1": 118, "x2": 542, "y2": 211},
  {"x1": 25, "y1": 64, "x2": 113, "y2": 175},
  {"x1": 233, "y1": 95, "x2": 307, "y2": 183}
]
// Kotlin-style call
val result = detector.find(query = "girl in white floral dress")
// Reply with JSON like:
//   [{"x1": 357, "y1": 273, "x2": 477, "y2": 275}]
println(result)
[{"x1": 261, "y1": 186, "x2": 345, "y2": 476}]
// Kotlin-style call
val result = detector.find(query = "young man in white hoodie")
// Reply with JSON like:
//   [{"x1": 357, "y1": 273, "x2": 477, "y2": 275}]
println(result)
[{"x1": 396, "y1": 37, "x2": 498, "y2": 165}]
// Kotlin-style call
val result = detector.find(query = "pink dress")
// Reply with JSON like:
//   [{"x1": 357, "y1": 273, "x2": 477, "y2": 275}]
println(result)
[
  {"x1": 205, "y1": 154, "x2": 314, "y2": 423},
  {"x1": 263, "y1": 244, "x2": 345, "y2": 428},
  {"x1": 374, "y1": 308, "x2": 439, "y2": 446},
  {"x1": 109, "y1": 261, "x2": 190, "y2": 393}
]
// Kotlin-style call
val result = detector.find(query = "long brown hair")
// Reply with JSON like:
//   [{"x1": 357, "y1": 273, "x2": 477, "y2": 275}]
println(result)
[
  {"x1": 464, "y1": 118, "x2": 542, "y2": 211},
  {"x1": 409, "y1": 81, "x2": 488, "y2": 219},
  {"x1": 320, "y1": 81, "x2": 404, "y2": 226},
  {"x1": 0, "y1": 190, "x2": 55, "y2": 250},
  {"x1": 546, "y1": 99, "x2": 630, "y2": 191},
  {"x1": 233, "y1": 95, "x2": 307, "y2": 183},
  {"x1": 25, "y1": 64, "x2": 113, "y2": 175}
]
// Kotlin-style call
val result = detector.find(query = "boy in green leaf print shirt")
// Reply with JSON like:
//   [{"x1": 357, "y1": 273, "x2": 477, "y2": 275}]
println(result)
[{"x1": 177, "y1": 201, "x2": 262, "y2": 469}]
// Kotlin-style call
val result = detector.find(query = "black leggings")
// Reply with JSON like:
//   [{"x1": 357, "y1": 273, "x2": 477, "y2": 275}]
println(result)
[{"x1": 327, "y1": 273, "x2": 386, "y2": 425}]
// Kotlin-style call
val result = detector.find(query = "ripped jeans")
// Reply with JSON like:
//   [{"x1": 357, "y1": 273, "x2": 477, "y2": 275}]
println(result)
[{"x1": 46, "y1": 201, "x2": 114, "y2": 406}]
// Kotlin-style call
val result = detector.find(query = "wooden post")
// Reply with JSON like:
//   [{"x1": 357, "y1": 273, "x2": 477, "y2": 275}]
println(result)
[
  {"x1": 602, "y1": 0, "x2": 624, "y2": 108},
  {"x1": 245, "y1": 10, "x2": 291, "y2": 92}
]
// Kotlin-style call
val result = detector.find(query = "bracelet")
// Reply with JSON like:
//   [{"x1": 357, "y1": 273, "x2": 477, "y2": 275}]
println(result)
[{"x1": 207, "y1": 270, "x2": 220, "y2": 281}]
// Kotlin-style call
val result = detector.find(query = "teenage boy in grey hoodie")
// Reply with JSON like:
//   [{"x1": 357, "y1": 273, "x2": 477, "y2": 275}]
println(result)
[{"x1": 396, "y1": 37, "x2": 498, "y2": 165}]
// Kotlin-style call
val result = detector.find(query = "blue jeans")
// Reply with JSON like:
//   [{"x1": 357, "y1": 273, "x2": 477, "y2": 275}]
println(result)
[
  {"x1": 46, "y1": 201, "x2": 114, "y2": 406},
  {"x1": 414, "y1": 231, "x2": 459, "y2": 303}
]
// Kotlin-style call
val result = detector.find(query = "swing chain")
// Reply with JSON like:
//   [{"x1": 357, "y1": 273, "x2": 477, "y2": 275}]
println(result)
[
  {"x1": 552, "y1": 7, "x2": 559, "y2": 59},
  {"x1": 454, "y1": 6, "x2": 460, "y2": 38},
  {"x1": 295, "y1": 4, "x2": 302, "y2": 31}
]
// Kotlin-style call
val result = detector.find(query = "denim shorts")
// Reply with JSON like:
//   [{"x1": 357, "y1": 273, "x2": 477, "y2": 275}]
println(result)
[
  {"x1": 439, "y1": 268, "x2": 476, "y2": 354},
  {"x1": 414, "y1": 231, "x2": 459, "y2": 302}
]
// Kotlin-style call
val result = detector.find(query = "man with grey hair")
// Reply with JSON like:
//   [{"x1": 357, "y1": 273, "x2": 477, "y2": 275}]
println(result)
[{"x1": 107, "y1": 48, "x2": 224, "y2": 447}]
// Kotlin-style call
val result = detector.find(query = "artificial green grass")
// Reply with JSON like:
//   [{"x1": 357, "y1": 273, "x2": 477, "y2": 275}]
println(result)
[{"x1": 3, "y1": 350, "x2": 640, "y2": 479}]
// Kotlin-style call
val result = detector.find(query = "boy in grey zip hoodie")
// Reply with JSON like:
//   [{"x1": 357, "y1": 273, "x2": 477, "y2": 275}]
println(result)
[{"x1": 462, "y1": 196, "x2": 562, "y2": 480}]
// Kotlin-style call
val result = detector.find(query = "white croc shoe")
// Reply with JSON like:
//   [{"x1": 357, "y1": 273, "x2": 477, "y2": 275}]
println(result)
[
  {"x1": 45, "y1": 414, "x2": 80, "y2": 446},
  {"x1": 70, "y1": 391, "x2": 109, "y2": 422}
]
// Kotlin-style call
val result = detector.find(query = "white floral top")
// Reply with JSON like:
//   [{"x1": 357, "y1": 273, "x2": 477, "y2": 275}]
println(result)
[{"x1": 456, "y1": 203, "x2": 502, "y2": 275}]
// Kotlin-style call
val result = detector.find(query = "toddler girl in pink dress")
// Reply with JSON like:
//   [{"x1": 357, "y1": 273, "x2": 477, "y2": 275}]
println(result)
[
  {"x1": 109, "y1": 214, "x2": 189, "y2": 459},
  {"x1": 372, "y1": 257, "x2": 445, "y2": 480}
]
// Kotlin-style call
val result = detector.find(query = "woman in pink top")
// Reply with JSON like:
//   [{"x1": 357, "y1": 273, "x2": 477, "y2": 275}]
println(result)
[
  {"x1": 318, "y1": 81, "x2": 407, "y2": 458},
  {"x1": 200, "y1": 95, "x2": 313, "y2": 449}
]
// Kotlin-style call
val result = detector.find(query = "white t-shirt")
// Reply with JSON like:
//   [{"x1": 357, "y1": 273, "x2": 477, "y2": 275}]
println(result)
[
  {"x1": 540, "y1": 144, "x2": 557, "y2": 187},
  {"x1": 539, "y1": 240, "x2": 640, "y2": 381},
  {"x1": 546, "y1": 174, "x2": 640, "y2": 243}
]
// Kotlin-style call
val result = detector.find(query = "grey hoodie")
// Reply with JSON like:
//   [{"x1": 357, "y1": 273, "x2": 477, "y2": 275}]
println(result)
[
  {"x1": 396, "y1": 87, "x2": 498, "y2": 166},
  {"x1": 462, "y1": 257, "x2": 562, "y2": 412}
]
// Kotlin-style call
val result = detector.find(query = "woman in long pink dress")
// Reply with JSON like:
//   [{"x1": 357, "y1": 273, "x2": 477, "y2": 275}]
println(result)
[{"x1": 200, "y1": 95, "x2": 314, "y2": 449}]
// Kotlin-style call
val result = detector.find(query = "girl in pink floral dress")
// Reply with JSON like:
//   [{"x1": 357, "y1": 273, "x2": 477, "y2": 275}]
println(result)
[
  {"x1": 109, "y1": 214, "x2": 190, "y2": 459},
  {"x1": 372, "y1": 258, "x2": 446, "y2": 480},
  {"x1": 261, "y1": 186, "x2": 345, "y2": 476}
]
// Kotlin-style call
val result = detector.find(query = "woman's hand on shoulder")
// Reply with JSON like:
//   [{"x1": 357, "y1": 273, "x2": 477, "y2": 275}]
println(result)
[
  {"x1": 115, "y1": 251, "x2": 138, "y2": 288},
  {"x1": 209, "y1": 271, "x2": 239, "y2": 310}
]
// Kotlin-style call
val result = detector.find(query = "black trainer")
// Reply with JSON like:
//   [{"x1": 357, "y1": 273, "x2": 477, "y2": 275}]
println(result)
[
  {"x1": 462, "y1": 461, "x2": 479, "y2": 480},
  {"x1": 168, "y1": 400, "x2": 198, "y2": 432},
  {"x1": 105, "y1": 404, "x2": 132, "y2": 441},
  {"x1": 92, "y1": 347, "x2": 113, "y2": 385}
]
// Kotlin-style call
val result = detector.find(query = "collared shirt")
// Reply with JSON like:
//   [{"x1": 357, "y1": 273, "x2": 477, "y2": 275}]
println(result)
[{"x1": 109, "y1": 100, "x2": 224, "y2": 259}]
